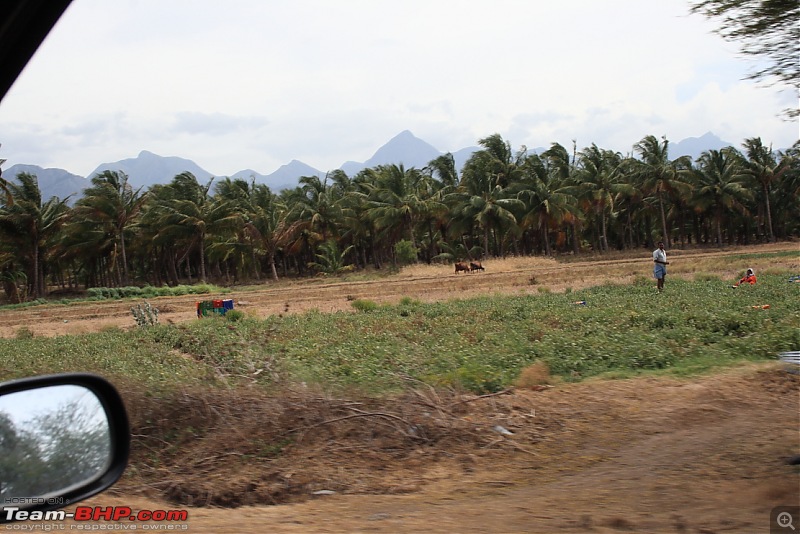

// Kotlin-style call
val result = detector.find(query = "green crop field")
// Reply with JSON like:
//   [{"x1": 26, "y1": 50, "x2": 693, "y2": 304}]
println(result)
[{"x1": 2, "y1": 274, "x2": 797, "y2": 394}]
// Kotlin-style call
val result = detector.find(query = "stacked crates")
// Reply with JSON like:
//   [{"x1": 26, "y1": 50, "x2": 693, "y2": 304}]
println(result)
[{"x1": 196, "y1": 299, "x2": 234, "y2": 317}]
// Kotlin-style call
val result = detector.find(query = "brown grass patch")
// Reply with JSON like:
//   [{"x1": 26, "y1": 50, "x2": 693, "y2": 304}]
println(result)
[
  {"x1": 514, "y1": 361, "x2": 552, "y2": 389},
  {"x1": 114, "y1": 382, "x2": 551, "y2": 507}
]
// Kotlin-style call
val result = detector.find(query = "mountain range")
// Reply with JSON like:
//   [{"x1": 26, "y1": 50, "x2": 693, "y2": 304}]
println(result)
[{"x1": 2, "y1": 130, "x2": 737, "y2": 203}]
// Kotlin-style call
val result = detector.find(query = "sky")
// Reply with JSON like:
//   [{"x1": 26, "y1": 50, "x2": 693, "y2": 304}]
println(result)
[{"x1": 0, "y1": 0, "x2": 797, "y2": 178}]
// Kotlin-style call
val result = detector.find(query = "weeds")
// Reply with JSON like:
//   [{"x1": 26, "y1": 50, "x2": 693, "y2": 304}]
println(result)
[
  {"x1": 351, "y1": 299, "x2": 379, "y2": 312},
  {"x1": 131, "y1": 301, "x2": 159, "y2": 327},
  {"x1": 15, "y1": 327, "x2": 34, "y2": 340},
  {"x1": 225, "y1": 310, "x2": 246, "y2": 322}
]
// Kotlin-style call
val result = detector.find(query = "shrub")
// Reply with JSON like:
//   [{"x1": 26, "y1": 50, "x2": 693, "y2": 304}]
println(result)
[
  {"x1": 131, "y1": 301, "x2": 159, "y2": 327},
  {"x1": 87, "y1": 288, "x2": 106, "y2": 299},
  {"x1": 514, "y1": 361, "x2": 551, "y2": 388},
  {"x1": 394, "y1": 240, "x2": 419, "y2": 265},
  {"x1": 454, "y1": 363, "x2": 505, "y2": 394},
  {"x1": 118, "y1": 286, "x2": 144, "y2": 298},
  {"x1": 225, "y1": 310, "x2": 246, "y2": 322},
  {"x1": 351, "y1": 299, "x2": 378, "y2": 312},
  {"x1": 15, "y1": 327, "x2": 34, "y2": 340}
]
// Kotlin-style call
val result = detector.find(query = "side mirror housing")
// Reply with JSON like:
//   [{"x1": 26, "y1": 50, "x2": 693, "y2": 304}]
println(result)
[{"x1": 0, "y1": 373, "x2": 130, "y2": 522}]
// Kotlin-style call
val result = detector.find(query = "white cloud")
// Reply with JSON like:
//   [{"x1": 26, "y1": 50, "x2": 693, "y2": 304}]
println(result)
[{"x1": 0, "y1": 0, "x2": 796, "y2": 177}]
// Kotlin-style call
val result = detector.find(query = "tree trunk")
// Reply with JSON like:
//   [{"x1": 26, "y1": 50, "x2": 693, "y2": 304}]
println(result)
[
  {"x1": 658, "y1": 191, "x2": 670, "y2": 248},
  {"x1": 427, "y1": 220, "x2": 435, "y2": 264},
  {"x1": 268, "y1": 253, "x2": 279, "y2": 281},
  {"x1": 199, "y1": 232, "x2": 207, "y2": 283},
  {"x1": 119, "y1": 227, "x2": 129, "y2": 286},
  {"x1": 542, "y1": 220, "x2": 551, "y2": 256},
  {"x1": 167, "y1": 251, "x2": 179, "y2": 286},
  {"x1": 763, "y1": 182, "x2": 774, "y2": 242},
  {"x1": 600, "y1": 210, "x2": 609, "y2": 253},
  {"x1": 251, "y1": 248, "x2": 261, "y2": 280},
  {"x1": 113, "y1": 243, "x2": 123, "y2": 287},
  {"x1": 571, "y1": 221, "x2": 580, "y2": 254},
  {"x1": 32, "y1": 242, "x2": 41, "y2": 298}
]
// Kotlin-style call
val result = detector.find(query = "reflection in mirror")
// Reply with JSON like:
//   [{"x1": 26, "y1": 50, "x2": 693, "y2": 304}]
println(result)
[{"x1": 0, "y1": 385, "x2": 111, "y2": 507}]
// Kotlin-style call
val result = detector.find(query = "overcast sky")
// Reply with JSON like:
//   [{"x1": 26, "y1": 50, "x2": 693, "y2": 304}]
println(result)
[{"x1": 0, "y1": 0, "x2": 797, "y2": 178}]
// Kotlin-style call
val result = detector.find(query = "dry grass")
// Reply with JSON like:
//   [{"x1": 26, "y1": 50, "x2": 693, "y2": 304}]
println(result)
[
  {"x1": 108, "y1": 364, "x2": 800, "y2": 523},
  {"x1": 396, "y1": 255, "x2": 561, "y2": 279},
  {"x1": 116, "y1": 382, "x2": 532, "y2": 507},
  {"x1": 513, "y1": 361, "x2": 552, "y2": 388}
]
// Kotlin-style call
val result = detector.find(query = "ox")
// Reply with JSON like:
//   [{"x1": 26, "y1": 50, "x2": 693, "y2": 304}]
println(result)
[
  {"x1": 455, "y1": 262, "x2": 470, "y2": 274},
  {"x1": 469, "y1": 261, "x2": 485, "y2": 272}
]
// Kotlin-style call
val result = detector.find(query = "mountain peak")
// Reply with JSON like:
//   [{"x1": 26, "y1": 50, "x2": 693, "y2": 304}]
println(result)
[
  {"x1": 89, "y1": 151, "x2": 214, "y2": 189},
  {"x1": 391, "y1": 129, "x2": 416, "y2": 140},
  {"x1": 669, "y1": 132, "x2": 733, "y2": 159},
  {"x1": 368, "y1": 131, "x2": 440, "y2": 166}
]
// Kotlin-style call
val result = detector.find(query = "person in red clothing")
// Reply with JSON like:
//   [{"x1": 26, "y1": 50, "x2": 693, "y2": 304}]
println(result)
[{"x1": 733, "y1": 268, "x2": 756, "y2": 287}]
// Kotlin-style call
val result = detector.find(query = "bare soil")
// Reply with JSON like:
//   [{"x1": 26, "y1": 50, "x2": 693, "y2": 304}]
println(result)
[
  {"x1": 4, "y1": 242, "x2": 798, "y2": 533},
  {"x1": 72, "y1": 365, "x2": 799, "y2": 533}
]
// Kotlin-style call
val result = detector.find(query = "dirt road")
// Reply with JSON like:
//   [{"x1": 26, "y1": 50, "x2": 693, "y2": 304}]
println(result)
[{"x1": 72, "y1": 364, "x2": 798, "y2": 533}]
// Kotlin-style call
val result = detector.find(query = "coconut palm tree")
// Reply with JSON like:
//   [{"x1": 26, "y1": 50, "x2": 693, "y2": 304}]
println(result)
[
  {"x1": 73, "y1": 170, "x2": 146, "y2": 285},
  {"x1": 0, "y1": 172, "x2": 69, "y2": 297},
  {"x1": 691, "y1": 148, "x2": 752, "y2": 245},
  {"x1": 512, "y1": 153, "x2": 578, "y2": 255},
  {"x1": 740, "y1": 137, "x2": 790, "y2": 241},
  {"x1": 543, "y1": 142, "x2": 583, "y2": 253},
  {"x1": 475, "y1": 133, "x2": 527, "y2": 188},
  {"x1": 454, "y1": 151, "x2": 523, "y2": 258},
  {"x1": 424, "y1": 152, "x2": 460, "y2": 190},
  {"x1": 294, "y1": 174, "x2": 343, "y2": 241},
  {"x1": 632, "y1": 135, "x2": 692, "y2": 248},
  {"x1": 151, "y1": 172, "x2": 241, "y2": 283},
  {"x1": 573, "y1": 145, "x2": 635, "y2": 252},
  {"x1": 241, "y1": 183, "x2": 301, "y2": 281},
  {"x1": 366, "y1": 164, "x2": 431, "y2": 261}
]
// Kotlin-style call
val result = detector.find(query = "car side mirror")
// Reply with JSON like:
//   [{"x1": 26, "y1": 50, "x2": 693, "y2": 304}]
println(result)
[{"x1": 0, "y1": 374, "x2": 130, "y2": 523}]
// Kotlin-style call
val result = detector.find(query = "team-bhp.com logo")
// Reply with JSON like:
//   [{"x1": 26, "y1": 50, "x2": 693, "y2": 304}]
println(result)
[{"x1": 4, "y1": 506, "x2": 189, "y2": 530}]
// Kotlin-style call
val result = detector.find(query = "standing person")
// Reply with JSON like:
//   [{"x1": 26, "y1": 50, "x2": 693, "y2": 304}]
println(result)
[{"x1": 653, "y1": 241, "x2": 669, "y2": 292}]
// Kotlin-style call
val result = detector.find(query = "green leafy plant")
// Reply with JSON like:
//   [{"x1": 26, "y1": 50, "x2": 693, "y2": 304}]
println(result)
[
  {"x1": 394, "y1": 239, "x2": 419, "y2": 265},
  {"x1": 225, "y1": 310, "x2": 246, "y2": 322},
  {"x1": 351, "y1": 299, "x2": 378, "y2": 312},
  {"x1": 131, "y1": 301, "x2": 159, "y2": 327}
]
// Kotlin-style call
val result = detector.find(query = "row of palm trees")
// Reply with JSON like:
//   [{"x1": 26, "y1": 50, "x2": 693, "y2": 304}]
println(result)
[{"x1": 0, "y1": 133, "x2": 797, "y2": 301}]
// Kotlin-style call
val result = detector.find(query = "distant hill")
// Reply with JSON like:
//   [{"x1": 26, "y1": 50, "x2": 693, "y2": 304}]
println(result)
[
  {"x1": 4, "y1": 132, "x2": 748, "y2": 203},
  {"x1": 340, "y1": 130, "x2": 444, "y2": 176},
  {"x1": 669, "y1": 132, "x2": 734, "y2": 160},
  {"x1": 452, "y1": 145, "x2": 480, "y2": 170},
  {"x1": 88, "y1": 150, "x2": 215, "y2": 190},
  {"x1": 2, "y1": 164, "x2": 87, "y2": 204},
  {"x1": 231, "y1": 160, "x2": 324, "y2": 192}
]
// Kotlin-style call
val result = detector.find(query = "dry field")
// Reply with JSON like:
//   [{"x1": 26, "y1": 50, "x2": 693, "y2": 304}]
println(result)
[
  {"x1": 3, "y1": 242, "x2": 798, "y2": 533},
  {"x1": 1, "y1": 242, "x2": 797, "y2": 338}
]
